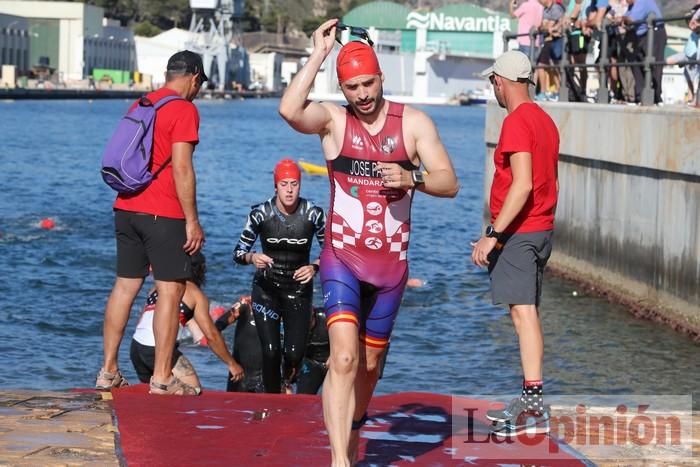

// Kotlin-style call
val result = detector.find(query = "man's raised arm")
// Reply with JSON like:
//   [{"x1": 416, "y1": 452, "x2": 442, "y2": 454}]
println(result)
[{"x1": 279, "y1": 19, "x2": 338, "y2": 135}]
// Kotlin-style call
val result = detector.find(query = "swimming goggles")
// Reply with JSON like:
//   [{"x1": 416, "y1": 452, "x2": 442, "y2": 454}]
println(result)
[{"x1": 335, "y1": 22, "x2": 374, "y2": 47}]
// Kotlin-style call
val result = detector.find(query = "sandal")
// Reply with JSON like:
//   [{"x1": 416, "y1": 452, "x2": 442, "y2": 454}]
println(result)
[
  {"x1": 351, "y1": 412, "x2": 369, "y2": 430},
  {"x1": 95, "y1": 368, "x2": 129, "y2": 390},
  {"x1": 149, "y1": 375, "x2": 201, "y2": 396}
]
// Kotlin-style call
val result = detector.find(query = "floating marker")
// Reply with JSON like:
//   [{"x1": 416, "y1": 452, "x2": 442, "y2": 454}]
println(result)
[{"x1": 40, "y1": 218, "x2": 55, "y2": 230}]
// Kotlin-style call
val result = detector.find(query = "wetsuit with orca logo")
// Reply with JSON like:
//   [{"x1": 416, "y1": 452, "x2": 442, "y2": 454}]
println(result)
[
  {"x1": 233, "y1": 196, "x2": 325, "y2": 393},
  {"x1": 321, "y1": 102, "x2": 417, "y2": 348}
]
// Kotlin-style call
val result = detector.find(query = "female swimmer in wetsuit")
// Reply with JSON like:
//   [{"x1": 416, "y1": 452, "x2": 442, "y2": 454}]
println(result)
[{"x1": 233, "y1": 159, "x2": 326, "y2": 393}]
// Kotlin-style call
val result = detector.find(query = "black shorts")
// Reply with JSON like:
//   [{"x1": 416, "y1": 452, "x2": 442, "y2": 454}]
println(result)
[
  {"x1": 129, "y1": 339, "x2": 182, "y2": 384},
  {"x1": 114, "y1": 209, "x2": 191, "y2": 281}
]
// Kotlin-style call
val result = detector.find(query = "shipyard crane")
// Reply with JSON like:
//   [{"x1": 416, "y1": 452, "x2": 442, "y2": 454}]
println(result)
[{"x1": 186, "y1": 0, "x2": 244, "y2": 90}]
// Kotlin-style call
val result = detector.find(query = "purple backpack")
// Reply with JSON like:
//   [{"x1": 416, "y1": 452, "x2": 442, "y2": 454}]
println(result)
[{"x1": 100, "y1": 94, "x2": 184, "y2": 193}]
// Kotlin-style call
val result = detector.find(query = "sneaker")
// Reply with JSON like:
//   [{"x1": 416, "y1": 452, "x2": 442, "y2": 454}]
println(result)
[
  {"x1": 486, "y1": 397, "x2": 528, "y2": 422},
  {"x1": 95, "y1": 367, "x2": 129, "y2": 390},
  {"x1": 491, "y1": 410, "x2": 550, "y2": 437},
  {"x1": 546, "y1": 92, "x2": 559, "y2": 102},
  {"x1": 535, "y1": 93, "x2": 547, "y2": 102}
]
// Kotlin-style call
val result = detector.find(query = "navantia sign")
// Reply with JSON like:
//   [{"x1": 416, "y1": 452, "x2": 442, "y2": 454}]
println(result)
[{"x1": 406, "y1": 11, "x2": 510, "y2": 32}]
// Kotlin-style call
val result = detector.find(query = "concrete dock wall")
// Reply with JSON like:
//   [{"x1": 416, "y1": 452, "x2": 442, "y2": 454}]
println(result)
[{"x1": 483, "y1": 102, "x2": 700, "y2": 336}]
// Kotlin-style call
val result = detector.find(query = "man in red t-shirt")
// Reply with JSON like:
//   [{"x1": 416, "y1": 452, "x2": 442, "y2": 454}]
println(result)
[
  {"x1": 96, "y1": 51, "x2": 207, "y2": 396},
  {"x1": 472, "y1": 50, "x2": 559, "y2": 437}
]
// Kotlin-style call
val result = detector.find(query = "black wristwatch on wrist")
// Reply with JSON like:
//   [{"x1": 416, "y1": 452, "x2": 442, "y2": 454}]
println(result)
[
  {"x1": 485, "y1": 224, "x2": 502, "y2": 240},
  {"x1": 311, "y1": 263, "x2": 320, "y2": 273},
  {"x1": 411, "y1": 170, "x2": 425, "y2": 186}
]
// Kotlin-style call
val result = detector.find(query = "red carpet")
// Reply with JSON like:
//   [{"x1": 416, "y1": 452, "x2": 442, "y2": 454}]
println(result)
[{"x1": 111, "y1": 385, "x2": 588, "y2": 466}]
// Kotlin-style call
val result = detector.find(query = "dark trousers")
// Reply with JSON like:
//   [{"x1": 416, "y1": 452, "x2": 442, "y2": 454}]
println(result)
[
  {"x1": 567, "y1": 52, "x2": 588, "y2": 102},
  {"x1": 632, "y1": 26, "x2": 667, "y2": 103}
]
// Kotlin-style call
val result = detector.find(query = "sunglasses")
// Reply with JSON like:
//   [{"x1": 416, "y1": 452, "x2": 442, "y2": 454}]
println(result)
[
  {"x1": 335, "y1": 22, "x2": 374, "y2": 47},
  {"x1": 489, "y1": 74, "x2": 496, "y2": 85}
]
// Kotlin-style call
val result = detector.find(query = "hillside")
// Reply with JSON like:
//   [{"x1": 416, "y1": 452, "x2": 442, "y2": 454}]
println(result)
[{"x1": 44, "y1": 0, "x2": 692, "y2": 37}]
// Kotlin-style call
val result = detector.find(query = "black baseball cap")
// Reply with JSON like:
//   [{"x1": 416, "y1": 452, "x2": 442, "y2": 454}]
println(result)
[{"x1": 167, "y1": 50, "x2": 208, "y2": 82}]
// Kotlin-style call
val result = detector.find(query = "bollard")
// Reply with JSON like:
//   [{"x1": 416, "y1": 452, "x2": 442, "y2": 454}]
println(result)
[
  {"x1": 597, "y1": 18, "x2": 610, "y2": 104},
  {"x1": 641, "y1": 13, "x2": 655, "y2": 106}
]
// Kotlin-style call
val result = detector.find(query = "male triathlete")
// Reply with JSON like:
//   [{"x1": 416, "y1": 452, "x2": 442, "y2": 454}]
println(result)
[{"x1": 279, "y1": 20, "x2": 459, "y2": 466}]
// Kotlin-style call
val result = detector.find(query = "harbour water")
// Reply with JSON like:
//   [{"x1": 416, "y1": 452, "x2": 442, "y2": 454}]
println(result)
[{"x1": 0, "y1": 98, "x2": 697, "y2": 407}]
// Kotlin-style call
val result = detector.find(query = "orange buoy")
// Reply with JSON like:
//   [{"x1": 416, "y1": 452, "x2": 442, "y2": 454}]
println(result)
[{"x1": 40, "y1": 218, "x2": 55, "y2": 230}]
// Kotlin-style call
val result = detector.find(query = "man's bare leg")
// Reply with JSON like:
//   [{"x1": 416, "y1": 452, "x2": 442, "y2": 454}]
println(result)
[
  {"x1": 348, "y1": 345, "x2": 384, "y2": 464},
  {"x1": 510, "y1": 304, "x2": 543, "y2": 380},
  {"x1": 152, "y1": 279, "x2": 186, "y2": 384},
  {"x1": 323, "y1": 322, "x2": 360, "y2": 467},
  {"x1": 102, "y1": 277, "x2": 144, "y2": 373}
]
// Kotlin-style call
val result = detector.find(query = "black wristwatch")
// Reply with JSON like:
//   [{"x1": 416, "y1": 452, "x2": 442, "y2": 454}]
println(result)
[
  {"x1": 311, "y1": 263, "x2": 320, "y2": 273},
  {"x1": 411, "y1": 170, "x2": 425, "y2": 186},
  {"x1": 485, "y1": 224, "x2": 502, "y2": 240}
]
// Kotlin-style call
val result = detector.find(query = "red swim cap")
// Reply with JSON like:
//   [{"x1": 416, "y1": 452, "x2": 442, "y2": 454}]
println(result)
[
  {"x1": 274, "y1": 159, "x2": 301, "y2": 184},
  {"x1": 336, "y1": 41, "x2": 381, "y2": 83}
]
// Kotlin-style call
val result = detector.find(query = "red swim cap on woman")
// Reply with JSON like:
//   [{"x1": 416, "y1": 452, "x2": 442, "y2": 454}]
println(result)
[
  {"x1": 336, "y1": 41, "x2": 381, "y2": 83},
  {"x1": 274, "y1": 159, "x2": 301, "y2": 184}
]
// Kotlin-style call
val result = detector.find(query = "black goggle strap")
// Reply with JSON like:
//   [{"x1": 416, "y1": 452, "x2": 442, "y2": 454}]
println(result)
[{"x1": 335, "y1": 22, "x2": 374, "y2": 47}]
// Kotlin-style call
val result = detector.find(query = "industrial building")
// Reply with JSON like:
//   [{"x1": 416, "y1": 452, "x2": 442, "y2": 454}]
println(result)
[{"x1": 0, "y1": 0, "x2": 135, "y2": 84}]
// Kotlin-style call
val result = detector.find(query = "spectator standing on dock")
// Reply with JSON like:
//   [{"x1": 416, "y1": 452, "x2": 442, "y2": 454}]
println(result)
[
  {"x1": 614, "y1": 0, "x2": 666, "y2": 104},
  {"x1": 564, "y1": 0, "x2": 592, "y2": 101},
  {"x1": 536, "y1": 0, "x2": 566, "y2": 100},
  {"x1": 474, "y1": 50, "x2": 559, "y2": 437},
  {"x1": 606, "y1": 0, "x2": 633, "y2": 102},
  {"x1": 96, "y1": 51, "x2": 207, "y2": 395},
  {"x1": 510, "y1": 0, "x2": 545, "y2": 60},
  {"x1": 232, "y1": 159, "x2": 326, "y2": 394},
  {"x1": 586, "y1": 0, "x2": 611, "y2": 31},
  {"x1": 279, "y1": 19, "x2": 459, "y2": 466},
  {"x1": 666, "y1": 5, "x2": 700, "y2": 105}
]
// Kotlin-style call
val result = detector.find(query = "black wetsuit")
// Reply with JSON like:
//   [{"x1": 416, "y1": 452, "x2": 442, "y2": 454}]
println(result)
[
  {"x1": 295, "y1": 307, "x2": 390, "y2": 395},
  {"x1": 233, "y1": 196, "x2": 325, "y2": 393},
  {"x1": 223, "y1": 303, "x2": 264, "y2": 392},
  {"x1": 296, "y1": 308, "x2": 330, "y2": 394}
]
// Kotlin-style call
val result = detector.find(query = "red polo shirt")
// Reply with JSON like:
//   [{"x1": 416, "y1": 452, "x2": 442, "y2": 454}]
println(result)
[
  {"x1": 490, "y1": 102, "x2": 559, "y2": 233},
  {"x1": 113, "y1": 87, "x2": 199, "y2": 219}
]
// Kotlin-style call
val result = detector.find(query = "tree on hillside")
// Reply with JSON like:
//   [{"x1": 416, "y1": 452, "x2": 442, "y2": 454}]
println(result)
[{"x1": 44, "y1": 0, "x2": 690, "y2": 30}]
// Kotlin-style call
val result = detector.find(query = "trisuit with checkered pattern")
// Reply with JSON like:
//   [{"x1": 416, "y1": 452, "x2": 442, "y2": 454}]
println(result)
[{"x1": 320, "y1": 102, "x2": 417, "y2": 348}]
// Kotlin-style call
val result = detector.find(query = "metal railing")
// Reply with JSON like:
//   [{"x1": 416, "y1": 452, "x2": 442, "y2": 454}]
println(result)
[{"x1": 502, "y1": 13, "x2": 700, "y2": 106}]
